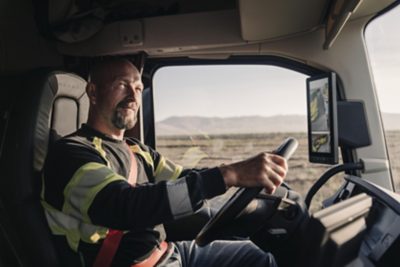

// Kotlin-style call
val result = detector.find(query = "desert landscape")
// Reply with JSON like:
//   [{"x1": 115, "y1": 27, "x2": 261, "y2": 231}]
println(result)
[{"x1": 156, "y1": 131, "x2": 400, "y2": 211}]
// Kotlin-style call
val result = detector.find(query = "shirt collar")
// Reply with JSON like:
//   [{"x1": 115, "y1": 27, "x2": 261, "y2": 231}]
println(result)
[{"x1": 81, "y1": 124, "x2": 125, "y2": 143}]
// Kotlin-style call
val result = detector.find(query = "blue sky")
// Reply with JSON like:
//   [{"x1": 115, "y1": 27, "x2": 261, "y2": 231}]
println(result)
[{"x1": 153, "y1": 5, "x2": 400, "y2": 122}]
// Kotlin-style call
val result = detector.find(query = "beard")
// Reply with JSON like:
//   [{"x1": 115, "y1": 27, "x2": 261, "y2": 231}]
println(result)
[{"x1": 111, "y1": 107, "x2": 137, "y2": 130}]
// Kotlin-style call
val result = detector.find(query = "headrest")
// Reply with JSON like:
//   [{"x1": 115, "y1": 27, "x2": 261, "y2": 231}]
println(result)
[{"x1": 33, "y1": 72, "x2": 88, "y2": 172}]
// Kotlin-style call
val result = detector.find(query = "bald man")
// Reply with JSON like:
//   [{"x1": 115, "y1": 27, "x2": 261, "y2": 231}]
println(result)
[{"x1": 41, "y1": 58, "x2": 287, "y2": 267}]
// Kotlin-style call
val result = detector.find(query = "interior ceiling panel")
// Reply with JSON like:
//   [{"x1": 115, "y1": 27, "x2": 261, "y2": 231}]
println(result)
[{"x1": 239, "y1": 0, "x2": 330, "y2": 41}]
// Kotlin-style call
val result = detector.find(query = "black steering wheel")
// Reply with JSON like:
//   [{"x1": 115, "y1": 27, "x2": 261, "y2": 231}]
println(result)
[{"x1": 195, "y1": 137, "x2": 299, "y2": 246}]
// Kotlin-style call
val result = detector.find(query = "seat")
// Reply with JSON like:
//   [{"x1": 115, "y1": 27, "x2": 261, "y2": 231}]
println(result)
[{"x1": 0, "y1": 69, "x2": 88, "y2": 267}]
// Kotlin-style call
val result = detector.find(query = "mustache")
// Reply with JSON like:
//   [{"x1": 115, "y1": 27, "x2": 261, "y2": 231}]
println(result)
[{"x1": 117, "y1": 97, "x2": 136, "y2": 108}]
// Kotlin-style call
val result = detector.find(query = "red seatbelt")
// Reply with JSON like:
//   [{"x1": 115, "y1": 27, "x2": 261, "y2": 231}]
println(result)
[
  {"x1": 92, "y1": 229, "x2": 124, "y2": 267},
  {"x1": 125, "y1": 143, "x2": 138, "y2": 185},
  {"x1": 93, "y1": 143, "x2": 137, "y2": 267},
  {"x1": 132, "y1": 241, "x2": 169, "y2": 267}
]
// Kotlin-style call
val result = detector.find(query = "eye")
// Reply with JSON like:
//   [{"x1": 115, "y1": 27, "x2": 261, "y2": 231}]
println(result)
[{"x1": 116, "y1": 81, "x2": 128, "y2": 90}]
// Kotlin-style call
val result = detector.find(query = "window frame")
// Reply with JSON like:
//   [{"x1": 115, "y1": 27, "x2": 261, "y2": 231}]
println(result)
[{"x1": 142, "y1": 56, "x2": 356, "y2": 168}]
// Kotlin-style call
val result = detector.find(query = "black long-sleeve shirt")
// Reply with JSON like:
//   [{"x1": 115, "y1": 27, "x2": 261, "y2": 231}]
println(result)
[{"x1": 41, "y1": 124, "x2": 226, "y2": 266}]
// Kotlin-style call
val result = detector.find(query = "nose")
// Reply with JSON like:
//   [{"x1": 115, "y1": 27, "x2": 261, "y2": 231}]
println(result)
[
  {"x1": 125, "y1": 83, "x2": 142, "y2": 104},
  {"x1": 125, "y1": 83, "x2": 137, "y2": 98}
]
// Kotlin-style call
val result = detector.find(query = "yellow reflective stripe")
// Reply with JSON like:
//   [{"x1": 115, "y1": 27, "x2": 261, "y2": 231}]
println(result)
[
  {"x1": 63, "y1": 162, "x2": 125, "y2": 224},
  {"x1": 92, "y1": 137, "x2": 106, "y2": 158},
  {"x1": 41, "y1": 201, "x2": 67, "y2": 236},
  {"x1": 154, "y1": 157, "x2": 165, "y2": 177},
  {"x1": 43, "y1": 202, "x2": 80, "y2": 251},
  {"x1": 42, "y1": 200, "x2": 108, "y2": 251},
  {"x1": 154, "y1": 156, "x2": 183, "y2": 181},
  {"x1": 172, "y1": 165, "x2": 183, "y2": 180},
  {"x1": 129, "y1": 144, "x2": 154, "y2": 169},
  {"x1": 80, "y1": 224, "x2": 108, "y2": 244},
  {"x1": 92, "y1": 137, "x2": 110, "y2": 167}
]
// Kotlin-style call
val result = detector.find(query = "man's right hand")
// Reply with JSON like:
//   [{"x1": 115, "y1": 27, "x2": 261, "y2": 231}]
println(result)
[{"x1": 219, "y1": 152, "x2": 288, "y2": 194}]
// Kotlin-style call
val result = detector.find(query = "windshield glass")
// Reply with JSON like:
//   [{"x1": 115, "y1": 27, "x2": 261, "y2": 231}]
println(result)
[
  {"x1": 365, "y1": 4, "x2": 400, "y2": 192},
  {"x1": 152, "y1": 64, "x2": 342, "y2": 209}
]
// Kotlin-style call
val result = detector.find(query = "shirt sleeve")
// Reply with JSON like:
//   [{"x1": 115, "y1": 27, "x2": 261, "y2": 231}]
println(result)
[
  {"x1": 89, "y1": 170, "x2": 227, "y2": 230},
  {"x1": 88, "y1": 142, "x2": 227, "y2": 230}
]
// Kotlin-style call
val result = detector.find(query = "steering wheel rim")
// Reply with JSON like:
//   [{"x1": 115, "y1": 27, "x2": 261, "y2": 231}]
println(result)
[{"x1": 195, "y1": 137, "x2": 298, "y2": 246}]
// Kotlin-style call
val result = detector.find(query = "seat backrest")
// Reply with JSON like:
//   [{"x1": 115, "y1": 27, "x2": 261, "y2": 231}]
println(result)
[{"x1": 0, "y1": 70, "x2": 88, "y2": 267}]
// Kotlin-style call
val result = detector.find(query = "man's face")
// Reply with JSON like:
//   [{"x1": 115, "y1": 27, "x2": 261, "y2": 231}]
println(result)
[{"x1": 94, "y1": 62, "x2": 144, "y2": 130}]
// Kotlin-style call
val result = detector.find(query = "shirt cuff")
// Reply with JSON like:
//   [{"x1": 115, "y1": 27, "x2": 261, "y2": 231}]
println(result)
[{"x1": 199, "y1": 167, "x2": 227, "y2": 199}]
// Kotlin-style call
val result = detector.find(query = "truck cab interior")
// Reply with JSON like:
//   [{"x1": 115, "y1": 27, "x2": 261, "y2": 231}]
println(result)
[{"x1": 1, "y1": 0, "x2": 400, "y2": 266}]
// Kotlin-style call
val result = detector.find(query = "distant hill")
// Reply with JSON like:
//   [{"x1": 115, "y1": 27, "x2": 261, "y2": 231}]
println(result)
[
  {"x1": 155, "y1": 113, "x2": 400, "y2": 135},
  {"x1": 156, "y1": 115, "x2": 307, "y2": 135}
]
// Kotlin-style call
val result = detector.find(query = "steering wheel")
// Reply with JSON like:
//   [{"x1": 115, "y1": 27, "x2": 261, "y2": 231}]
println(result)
[{"x1": 195, "y1": 137, "x2": 299, "y2": 246}]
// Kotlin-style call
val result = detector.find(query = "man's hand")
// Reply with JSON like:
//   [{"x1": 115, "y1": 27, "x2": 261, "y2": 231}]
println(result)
[{"x1": 219, "y1": 153, "x2": 288, "y2": 194}]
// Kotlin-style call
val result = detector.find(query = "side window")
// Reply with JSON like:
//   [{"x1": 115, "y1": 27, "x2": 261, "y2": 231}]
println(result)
[
  {"x1": 366, "y1": 5, "x2": 400, "y2": 192},
  {"x1": 152, "y1": 65, "x2": 337, "y2": 200}
]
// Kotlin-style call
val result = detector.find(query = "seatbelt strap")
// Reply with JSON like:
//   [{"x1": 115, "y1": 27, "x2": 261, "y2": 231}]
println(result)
[
  {"x1": 93, "y1": 142, "x2": 137, "y2": 267},
  {"x1": 92, "y1": 229, "x2": 124, "y2": 267},
  {"x1": 131, "y1": 241, "x2": 169, "y2": 267},
  {"x1": 125, "y1": 143, "x2": 138, "y2": 185}
]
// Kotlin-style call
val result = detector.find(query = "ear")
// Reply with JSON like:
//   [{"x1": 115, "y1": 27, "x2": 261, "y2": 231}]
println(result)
[{"x1": 86, "y1": 82, "x2": 98, "y2": 105}]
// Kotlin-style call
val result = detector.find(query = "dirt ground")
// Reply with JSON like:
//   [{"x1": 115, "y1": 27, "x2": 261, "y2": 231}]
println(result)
[{"x1": 157, "y1": 131, "x2": 400, "y2": 211}]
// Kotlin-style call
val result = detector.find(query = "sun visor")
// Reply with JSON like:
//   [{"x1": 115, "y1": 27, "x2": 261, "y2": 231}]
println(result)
[{"x1": 239, "y1": 0, "x2": 329, "y2": 41}]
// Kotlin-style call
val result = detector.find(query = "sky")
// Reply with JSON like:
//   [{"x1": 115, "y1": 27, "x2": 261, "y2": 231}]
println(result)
[
  {"x1": 153, "y1": 65, "x2": 307, "y2": 121},
  {"x1": 365, "y1": 4, "x2": 400, "y2": 114},
  {"x1": 153, "y1": 4, "x2": 400, "y2": 122}
]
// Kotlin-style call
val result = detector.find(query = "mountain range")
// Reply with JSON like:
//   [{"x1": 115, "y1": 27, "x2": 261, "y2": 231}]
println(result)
[{"x1": 156, "y1": 113, "x2": 400, "y2": 135}]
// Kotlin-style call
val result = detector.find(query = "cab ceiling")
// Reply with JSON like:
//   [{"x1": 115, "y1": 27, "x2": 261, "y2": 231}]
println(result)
[
  {"x1": 73, "y1": 0, "x2": 329, "y2": 41},
  {"x1": 57, "y1": 0, "x2": 396, "y2": 57}
]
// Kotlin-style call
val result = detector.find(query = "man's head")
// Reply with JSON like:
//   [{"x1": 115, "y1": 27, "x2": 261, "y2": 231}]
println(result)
[{"x1": 86, "y1": 59, "x2": 144, "y2": 136}]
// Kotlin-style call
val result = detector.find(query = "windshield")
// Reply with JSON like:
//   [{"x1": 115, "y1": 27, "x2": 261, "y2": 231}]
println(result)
[
  {"x1": 152, "y1": 64, "x2": 342, "y2": 210},
  {"x1": 365, "y1": 4, "x2": 400, "y2": 192}
]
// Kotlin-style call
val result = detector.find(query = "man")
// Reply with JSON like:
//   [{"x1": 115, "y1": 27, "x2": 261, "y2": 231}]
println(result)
[{"x1": 41, "y1": 58, "x2": 288, "y2": 267}]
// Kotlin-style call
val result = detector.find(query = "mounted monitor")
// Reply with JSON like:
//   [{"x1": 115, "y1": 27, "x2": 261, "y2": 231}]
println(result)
[{"x1": 306, "y1": 72, "x2": 338, "y2": 164}]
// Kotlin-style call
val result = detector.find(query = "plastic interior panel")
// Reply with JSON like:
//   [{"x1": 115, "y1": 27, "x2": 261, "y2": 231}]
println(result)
[
  {"x1": 301, "y1": 193, "x2": 372, "y2": 266},
  {"x1": 337, "y1": 101, "x2": 371, "y2": 148}
]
